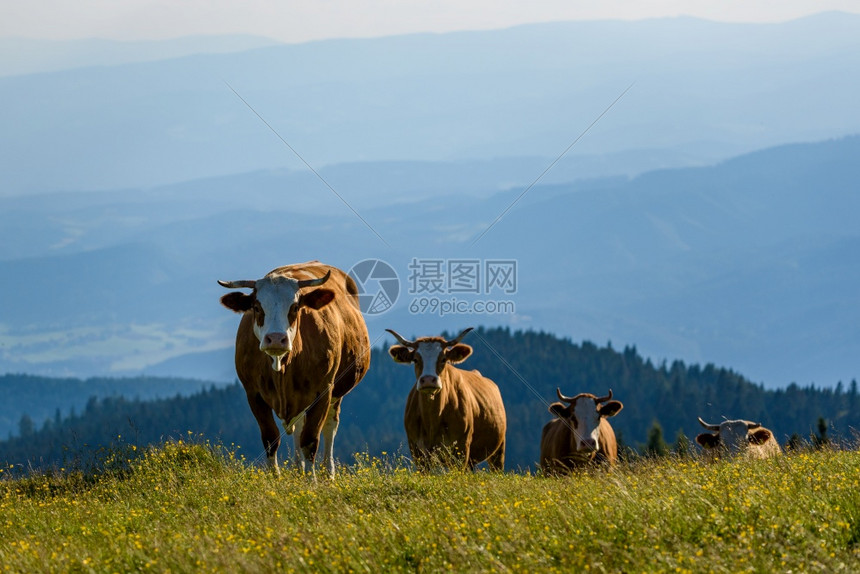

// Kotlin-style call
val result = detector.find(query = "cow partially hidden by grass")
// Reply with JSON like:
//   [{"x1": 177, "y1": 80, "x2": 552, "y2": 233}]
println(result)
[
  {"x1": 386, "y1": 327, "x2": 507, "y2": 472},
  {"x1": 540, "y1": 389, "x2": 623, "y2": 475},
  {"x1": 218, "y1": 261, "x2": 370, "y2": 479},
  {"x1": 695, "y1": 417, "x2": 782, "y2": 461}
]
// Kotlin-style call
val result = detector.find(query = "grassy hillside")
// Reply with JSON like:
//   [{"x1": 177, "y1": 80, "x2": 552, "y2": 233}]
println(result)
[{"x1": 1, "y1": 442, "x2": 858, "y2": 572}]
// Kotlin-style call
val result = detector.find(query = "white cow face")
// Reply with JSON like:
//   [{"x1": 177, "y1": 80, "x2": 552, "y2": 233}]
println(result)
[
  {"x1": 549, "y1": 395, "x2": 623, "y2": 454},
  {"x1": 696, "y1": 419, "x2": 773, "y2": 457},
  {"x1": 220, "y1": 275, "x2": 334, "y2": 371},
  {"x1": 388, "y1": 339, "x2": 473, "y2": 396}
]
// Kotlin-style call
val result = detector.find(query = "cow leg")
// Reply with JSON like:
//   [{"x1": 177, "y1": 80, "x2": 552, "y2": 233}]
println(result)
[
  {"x1": 463, "y1": 445, "x2": 474, "y2": 472},
  {"x1": 296, "y1": 392, "x2": 330, "y2": 481},
  {"x1": 290, "y1": 415, "x2": 305, "y2": 472},
  {"x1": 321, "y1": 397, "x2": 342, "y2": 479},
  {"x1": 487, "y1": 441, "x2": 505, "y2": 472},
  {"x1": 247, "y1": 392, "x2": 281, "y2": 475}
]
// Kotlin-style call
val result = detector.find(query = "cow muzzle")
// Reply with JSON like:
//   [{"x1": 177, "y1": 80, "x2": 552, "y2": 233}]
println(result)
[
  {"x1": 262, "y1": 332, "x2": 291, "y2": 354},
  {"x1": 261, "y1": 332, "x2": 291, "y2": 371},
  {"x1": 418, "y1": 375, "x2": 442, "y2": 396}
]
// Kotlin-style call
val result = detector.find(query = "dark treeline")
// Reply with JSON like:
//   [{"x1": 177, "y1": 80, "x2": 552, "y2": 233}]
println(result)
[
  {"x1": 0, "y1": 374, "x2": 214, "y2": 439},
  {"x1": 1, "y1": 327, "x2": 857, "y2": 471},
  {"x1": 1, "y1": 384, "x2": 260, "y2": 472}
]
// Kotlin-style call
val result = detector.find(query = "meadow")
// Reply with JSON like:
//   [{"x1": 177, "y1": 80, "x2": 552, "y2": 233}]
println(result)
[{"x1": 1, "y1": 441, "x2": 859, "y2": 573}]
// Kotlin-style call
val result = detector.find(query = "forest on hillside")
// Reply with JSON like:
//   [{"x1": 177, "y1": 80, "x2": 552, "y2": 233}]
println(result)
[
  {"x1": 1, "y1": 327, "x2": 857, "y2": 471},
  {"x1": 0, "y1": 375, "x2": 213, "y2": 439}
]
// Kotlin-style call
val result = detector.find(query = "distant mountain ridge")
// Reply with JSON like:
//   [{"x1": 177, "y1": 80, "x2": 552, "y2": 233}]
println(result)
[
  {"x1": 0, "y1": 35, "x2": 280, "y2": 77},
  {"x1": 2, "y1": 13, "x2": 859, "y2": 193},
  {"x1": 0, "y1": 135, "x2": 858, "y2": 387}
]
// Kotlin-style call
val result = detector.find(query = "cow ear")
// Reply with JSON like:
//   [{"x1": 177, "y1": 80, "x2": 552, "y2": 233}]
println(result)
[
  {"x1": 445, "y1": 343, "x2": 473, "y2": 364},
  {"x1": 221, "y1": 292, "x2": 254, "y2": 313},
  {"x1": 749, "y1": 428, "x2": 772, "y2": 445},
  {"x1": 599, "y1": 400, "x2": 623, "y2": 418},
  {"x1": 388, "y1": 345, "x2": 414, "y2": 364},
  {"x1": 548, "y1": 402, "x2": 570, "y2": 418},
  {"x1": 300, "y1": 288, "x2": 335, "y2": 310},
  {"x1": 696, "y1": 433, "x2": 720, "y2": 449}
]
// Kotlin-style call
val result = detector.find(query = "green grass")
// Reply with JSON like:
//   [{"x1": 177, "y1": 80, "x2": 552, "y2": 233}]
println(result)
[{"x1": 2, "y1": 441, "x2": 859, "y2": 573}]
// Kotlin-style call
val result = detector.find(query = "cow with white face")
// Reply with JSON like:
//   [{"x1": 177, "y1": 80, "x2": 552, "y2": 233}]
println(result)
[
  {"x1": 695, "y1": 417, "x2": 782, "y2": 461},
  {"x1": 387, "y1": 327, "x2": 507, "y2": 471},
  {"x1": 540, "y1": 388, "x2": 623, "y2": 475},
  {"x1": 221, "y1": 271, "x2": 335, "y2": 371},
  {"x1": 219, "y1": 261, "x2": 370, "y2": 478}
]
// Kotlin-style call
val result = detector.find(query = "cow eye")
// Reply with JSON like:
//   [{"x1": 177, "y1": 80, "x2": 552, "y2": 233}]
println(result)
[
  {"x1": 253, "y1": 302, "x2": 265, "y2": 326},
  {"x1": 253, "y1": 301, "x2": 265, "y2": 317}
]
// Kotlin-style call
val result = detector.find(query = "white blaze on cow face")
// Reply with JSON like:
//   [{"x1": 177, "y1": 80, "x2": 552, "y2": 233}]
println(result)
[
  {"x1": 571, "y1": 398, "x2": 602, "y2": 452},
  {"x1": 715, "y1": 420, "x2": 756, "y2": 456},
  {"x1": 253, "y1": 276, "x2": 302, "y2": 370},
  {"x1": 415, "y1": 341, "x2": 444, "y2": 394}
]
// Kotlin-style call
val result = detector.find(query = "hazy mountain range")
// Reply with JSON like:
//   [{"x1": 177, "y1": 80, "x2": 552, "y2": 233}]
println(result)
[
  {"x1": 1, "y1": 13, "x2": 858, "y2": 390},
  {"x1": 0, "y1": 135, "x2": 857, "y2": 388},
  {"x1": 2, "y1": 12, "x2": 859, "y2": 194},
  {"x1": 0, "y1": 35, "x2": 280, "y2": 77}
]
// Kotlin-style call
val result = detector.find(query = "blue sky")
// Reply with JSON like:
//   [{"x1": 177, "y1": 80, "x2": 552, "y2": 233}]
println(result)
[{"x1": 3, "y1": 0, "x2": 859, "y2": 42}]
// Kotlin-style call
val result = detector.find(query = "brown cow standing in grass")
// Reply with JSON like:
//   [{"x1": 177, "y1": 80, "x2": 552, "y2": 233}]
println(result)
[
  {"x1": 219, "y1": 261, "x2": 370, "y2": 478},
  {"x1": 695, "y1": 417, "x2": 782, "y2": 461},
  {"x1": 540, "y1": 388, "x2": 623, "y2": 475},
  {"x1": 387, "y1": 327, "x2": 507, "y2": 471}
]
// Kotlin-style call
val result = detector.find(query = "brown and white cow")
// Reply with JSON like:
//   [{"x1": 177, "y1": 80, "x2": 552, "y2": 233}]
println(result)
[
  {"x1": 386, "y1": 327, "x2": 506, "y2": 471},
  {"x1": 219, "y1": 261, "x2": 370, "y2": 478},
  {"x1": 540, "y1": 388, "x2": 623, "y2": 475},
  {"x1": 695, "y1": 417, "x2": 782, "y2": 461}
]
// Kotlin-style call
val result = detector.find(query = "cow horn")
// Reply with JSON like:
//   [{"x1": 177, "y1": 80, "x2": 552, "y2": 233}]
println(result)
[
  {"x1": 217, "y1": 279, "x2": 256, "y2": 289},
  {"x1": 556, "y1": 388, "x2": 576, "y2": 403},
  {"x1": 385, "y1": 328, "x2": 416, "y2": 348},
  {"x1": 594, "y1": 389, "x2": 613, "y2": 403},
  {"x1": 445, "y1": 327, "x2": 474, "y2": 347},
  {"x1": 297, "y1": 270, "x2": 331, "y2": 289},
  {"x1": 747, "y1": 421, "x2": 762, "y2": 430},
  {"x1": 698, "y1": 417, "x2": 721, "y2": 432}
]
